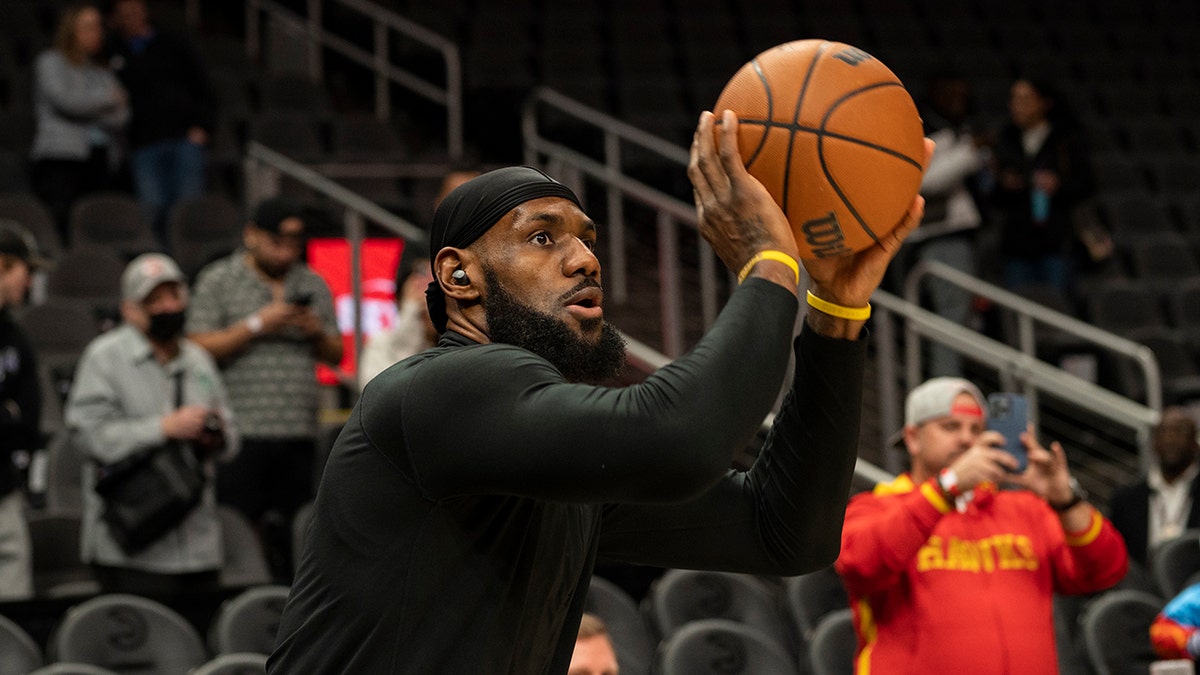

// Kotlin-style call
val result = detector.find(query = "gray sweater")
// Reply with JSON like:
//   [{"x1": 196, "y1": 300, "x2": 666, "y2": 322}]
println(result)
[{"x1": 30, "y1": 50, "x2": 129, "y2": 163}]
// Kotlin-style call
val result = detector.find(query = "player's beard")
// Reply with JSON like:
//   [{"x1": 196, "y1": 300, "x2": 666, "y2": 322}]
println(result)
[{"x1": 482, "y1": 267, "x2": 626, "y2": 384}]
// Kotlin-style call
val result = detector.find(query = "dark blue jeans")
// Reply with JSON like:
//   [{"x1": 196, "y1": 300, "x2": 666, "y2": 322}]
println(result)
[{"x1": 130, "y1": 138, "x2": 207, "y2": 244}]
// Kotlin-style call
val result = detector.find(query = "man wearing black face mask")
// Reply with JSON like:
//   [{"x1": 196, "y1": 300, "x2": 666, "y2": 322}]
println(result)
[
  {"x1": 66, "y1": 253, "x2": 239, "y2": 593},
  {"x1": 186, "y1": 197, "x2": 341, "y2": 582}
]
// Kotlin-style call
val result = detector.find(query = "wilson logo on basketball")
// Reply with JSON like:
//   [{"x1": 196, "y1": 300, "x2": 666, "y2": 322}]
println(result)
[
  {"x1": 801, "y1": 212, "x2": 851, "y2": 258},
  {"x1": 832, "y1": 47, "x2": 873, "y2": 66}
]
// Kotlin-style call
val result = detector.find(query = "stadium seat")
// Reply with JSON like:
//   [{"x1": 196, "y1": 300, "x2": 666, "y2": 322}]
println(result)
[
  {"x1": 644, "y1": 569, "x2": 794, "y2": 655},
  {"x1": 43, "y1": 429, "x2": 85, "y2": 514},
  {"x1": 1123, "y1": 327, "x2": 1200, "y2": 405},
  {"x1": 807, "y1": 608, "x2": 856, "y2": 675},
  {"x1": 1077, "y1": 589, "x2": 1163, "y2": 675},
  {"x1": 656, "y1": 618, "x2": 798, "y2": 675},
  {"x1": 27, "y1": 665, "x2": 120, "y2": 675},
  {"x1": 0, "y1": 612, "x2": 43, "y2": 675},
  {"x1": 208, "y1": 585, "x2": 290, "y2": 655},
  {"x1": 0, "y1": 191, "x2": 61, "y2": 259},
  {"x1": 1126, "y1": 233, "x2": 1200, "y2": 294},
  {"x1": 165, "y1": 194, "x2": 244, "y2": 280},
  {"x1": 1165, "y1": 278, "x2": 1200, "y2": 334},
  {"x1": 68, "y1": 192, "x2": 160, "y2": 258},
  {"x1": 291, "y1": 500, "x2": 314, "y2": 571},
  {"x1": 45, "y1": 246, "x2": 124, "y2": 328},
  {"x1": 1151, "y1": 530, "x2": 1200, "y2": 599},
  {"x1": 258, "y1": 73, "x2": 332, "y2": 115},
  {"x1": 246, "y1": 111, "x2": 328, "y2": 163},
  {"x1": 1081, "y1": 279, "x2": 1165, "y2": 336},
  {"x1": 49, "y1": 593, "x2": 208, "y2": 673},
  {"x1": 27, "y1": 511, "x2": 99, "y2": 598},
  {"x1": 218, "y1": 506, "x2": 272, "y2": 588},
  {"x1": 584, "y1": 575, "x2": 654, "y2": 675},
  {"x1": 190, "y1": 653, "x2": 268, "y2": 675},
  {"x1": 783, "y1": 566, "x2": 849, "y2": 641}
]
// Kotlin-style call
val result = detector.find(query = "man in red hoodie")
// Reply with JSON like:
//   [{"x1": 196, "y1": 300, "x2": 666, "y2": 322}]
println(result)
[{"x1": 837, "y1": 377, "x2": 1128, "y2": 674}]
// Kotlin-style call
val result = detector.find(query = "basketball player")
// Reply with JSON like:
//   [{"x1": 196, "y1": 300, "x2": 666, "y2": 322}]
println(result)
[{"x1": 268, "y1": 111, "x2": 932, "y2": 673}]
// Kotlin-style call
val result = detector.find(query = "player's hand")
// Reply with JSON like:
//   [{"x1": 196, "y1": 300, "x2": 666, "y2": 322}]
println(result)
[
  {"x1": 947, "y1": 430, "x2": 1020, "y2": 492},
  {"x1": 162, "y1": 405, "x2": 210, "y2": 441},
  {"x1": 801, "y1": 137, "x2": 934, "y2": 309},
  {"x1": 688, "y1": 110, "x2": 800, "y2": 283}
]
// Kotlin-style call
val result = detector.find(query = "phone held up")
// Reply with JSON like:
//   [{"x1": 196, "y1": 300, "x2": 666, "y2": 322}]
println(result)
[
  {"x1": 987, "y1": 393, "x2": 1028, "y2": 473},
  {"x1": 288, "y1": 291, "x2": 314, "y2": 308}
]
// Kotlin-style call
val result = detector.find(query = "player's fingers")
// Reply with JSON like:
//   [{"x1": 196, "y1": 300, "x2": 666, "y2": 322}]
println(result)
[
  {"x1": 694, "y1": 110, "x2": 733, "y2": 198},
  {"x1": 921, "y1": 137, "x2": 936, "y2": 171},
  {"x1": 715, "y1": 109, "x2": 744, "y2": 187},
  {"x1": 879, "y1": 195, "x2": 925, "y2": 255},
  {"x1": 687, "y1": 112, "x2": 715, "y2": 197}
]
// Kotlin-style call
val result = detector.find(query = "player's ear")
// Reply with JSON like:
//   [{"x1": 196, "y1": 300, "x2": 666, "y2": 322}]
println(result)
[{"x1": 434, "y1": 248, "x2": 480, "y2": 303}]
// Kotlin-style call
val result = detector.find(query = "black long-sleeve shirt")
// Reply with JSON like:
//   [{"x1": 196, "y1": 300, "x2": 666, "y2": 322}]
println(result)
[
  {"x1": 0, "y1": 307, "x2": 41, "y2": 498},
  {"x1": 268, "y1": 279, "x2": 866, "y2": 674}
]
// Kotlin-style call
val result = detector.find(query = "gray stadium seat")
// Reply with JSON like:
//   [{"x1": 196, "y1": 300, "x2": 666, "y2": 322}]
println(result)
[
  {"x1": 49, "y1": 593, "x2": 208, "y2": 674},
  {"x1": 807, "y1": 608, "x2": 856, "y2": 675},
  {"x1": 218, "y1": 506, "x2": 272, "y2": 588},
  {"x1": 584, "y1": 575, "x2": 654, "y2": 675},
  {"x1": 208, "y1": 585, "x2": 290, "y2": 656},
  {"x1": 657, "y1": 618, "x2": 799, "y2": 675},
  {"x1": 1077, "y1": 589, "x2": 1163, "y2": 675},
  {"x1": 645, "y1": 569, "x2": 794, "y2": 656},
  {"x1": 0, "y1": 613, "x2": 43, "y2": 674},
  {"x1": 189, "y1": 653, "x2": 268, "y2": 675}
]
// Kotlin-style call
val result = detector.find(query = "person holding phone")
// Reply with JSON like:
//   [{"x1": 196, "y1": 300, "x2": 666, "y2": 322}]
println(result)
[
  {"x1": 837, "y1": 377, "x2": 1128, "y2": 674},
  {"x1": 186, "y1": 197, "x2": 341, "y2": 582}
]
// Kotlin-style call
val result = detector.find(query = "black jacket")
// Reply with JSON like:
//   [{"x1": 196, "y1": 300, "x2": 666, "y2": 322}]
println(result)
[{"x1": 1108, "y1": 474, "x2": 1200, "y2": 567}]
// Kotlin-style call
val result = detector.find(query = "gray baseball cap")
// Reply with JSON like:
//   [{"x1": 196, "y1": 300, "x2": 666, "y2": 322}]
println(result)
[
  {"x1": 121, "y1": 253, "x2": 186, "y2": 302},
  {"x1": 905, "y1": 377, "x2": 987, "y2": 427}
]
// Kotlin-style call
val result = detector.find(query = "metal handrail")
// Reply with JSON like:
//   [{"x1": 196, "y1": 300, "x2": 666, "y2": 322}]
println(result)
[
  {"x1": 244, "y1": 0, "x2": 463, "y2": 159},
  {"x1": 903, "y1": 260, "x2": 1164, "y2": 415},
  {"x1": 873, "y1": 288, "x2": 1161, "y2": 470}
]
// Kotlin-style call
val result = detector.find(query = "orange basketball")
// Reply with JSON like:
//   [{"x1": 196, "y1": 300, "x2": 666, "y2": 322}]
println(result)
[{"x1": 714, "y1": 40, "x2": 925, "y2": 259}]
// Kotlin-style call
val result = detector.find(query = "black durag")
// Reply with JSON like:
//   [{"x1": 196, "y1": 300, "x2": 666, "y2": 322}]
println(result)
[{"x1": 425, "y1": 166, "x2": 582, "y2": 332}]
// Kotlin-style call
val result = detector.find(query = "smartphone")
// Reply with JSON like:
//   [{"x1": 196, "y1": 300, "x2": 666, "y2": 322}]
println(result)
[
  {"x1": 987, "y1": 393, "x2": 1028, "y2": 472},
  {"x1": 289, "y1": 292, "x2": 314, "y2": 308}
]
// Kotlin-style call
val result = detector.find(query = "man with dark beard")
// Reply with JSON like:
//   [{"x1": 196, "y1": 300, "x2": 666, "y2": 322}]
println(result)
[
  {"x1": 269, "y1": 111, "x2": 931, "y2": 674},
  {"x1": 66, "y1": 253, "x2": 238, "y2": 593},
  {"x1": 187, "y1": 197, "x2": 341, "y2": 582}
]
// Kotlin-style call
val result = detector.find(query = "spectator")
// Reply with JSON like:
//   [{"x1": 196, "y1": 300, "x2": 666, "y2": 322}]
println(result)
[
  {"x1": 1109, "y1": 408, "x2": 1200, "y2": 567},
  {"x1": 106, "y1": 0, "x2": 217, "y2": 246},
  {"x1": 65, "y1": 253, "x2": 237, "y2": 594},
  {"x1": 1153, "y1": 579, "x2": 1200, "y2": 661},
  {"x1": 907, "y1": 71, "x2": 990, "y2": 377},
  {"x1": 186, "y1": 197, "x2": 341, "y2": 582},
  {"x1": 837, "y1": 377, "x2": 1128, "y2": 674},
  {"x1": 357, "y1": 239, "x2": 435, "y2": 389},
  {"x1": 29, "y1": 2, "x2": 130, "y2": 240},
  {"x1": 0, "y1": 222, "x2": 50, "y2": 600},
  {"x1": 570, "y1": 613, "x2": 619, "y2": 675},
  {"x1": 990, "y1": 77, "x2": 1094, "y2": 297}
]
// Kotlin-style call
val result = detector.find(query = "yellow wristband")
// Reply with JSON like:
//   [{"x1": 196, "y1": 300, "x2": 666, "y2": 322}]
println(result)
[
  {"x1": 806, "y1": 290, "x2": 871, "y2": 321},
  {"x1": 736, "y1": 250, "x2": 801, "y2": 286}
]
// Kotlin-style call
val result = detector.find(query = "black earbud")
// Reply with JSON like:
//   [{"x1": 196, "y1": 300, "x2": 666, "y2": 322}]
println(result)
[{"x1": 451, "y1": 269, "x2": 470, "y2": 286}]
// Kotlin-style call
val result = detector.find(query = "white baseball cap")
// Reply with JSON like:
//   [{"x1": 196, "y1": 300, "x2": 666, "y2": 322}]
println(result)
[{"x1": 905, "y1": 377, "x2": 987, "y2": 427}]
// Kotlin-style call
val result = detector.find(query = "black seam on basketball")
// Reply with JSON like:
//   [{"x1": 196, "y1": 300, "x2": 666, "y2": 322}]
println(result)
[
  {"x1": 781, "y1": 41, "x2": 830, "y2": 216},
  {"x1": 742, "y1": 59, "x2": 773, "y2": 168},
  {"x1": 737, "y1": 118, "x2": 923, "y2": 167},
  {"x1": 819, "y1": 82, "x2": 923, "y2": 168},
  {"x1": 816, "y1": 81, "x2": 921, "y2": 243}
]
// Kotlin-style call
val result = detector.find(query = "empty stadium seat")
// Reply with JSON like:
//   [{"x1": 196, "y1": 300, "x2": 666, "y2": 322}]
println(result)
[
  {"x1": 68, "y1": 193, "x2": 160, "y2": 258},
  {"x1": 807, "y1": 609, "x2": 856, "y2": 675},
  {"x1": 644, "y1": 569, "x2": 794, "y2": 655},
  {"x1": 784, "y1": 566, "x2": 850, "y2": 641},
  {"x1": 1151, "y1": 530, "x2": 1200, "y2": 599},
  {"x1": 208, "y1": 585, "x2": 290, "y2": 655},
  {"x1": 657, "y1": 618, "x2": 799, "y2": 675},
  {"x1": 0, "y1": 613, "x2": 43, "y2": 675},
  {"x1": 584, "y1": 575, "x2": 654, "y2": 675},
  {"x1": 50, "y1": 594, "x2": 208, "y2": 673},
  {"x1": 1077, "y1": 589, "x2": 1164, "y2": 675}
]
